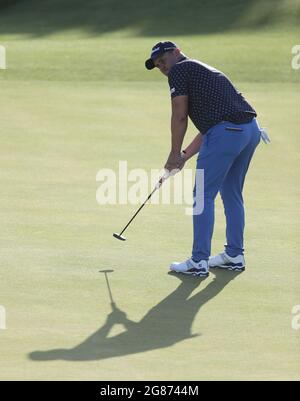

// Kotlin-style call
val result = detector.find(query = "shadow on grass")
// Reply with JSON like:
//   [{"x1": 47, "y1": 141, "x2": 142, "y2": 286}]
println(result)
[
  {"x1": 29, "y1": 269, "x2": 242, "y2": 362},
  {"x1": 0, "y1": 0, "x2": 291, "y2": 37}
]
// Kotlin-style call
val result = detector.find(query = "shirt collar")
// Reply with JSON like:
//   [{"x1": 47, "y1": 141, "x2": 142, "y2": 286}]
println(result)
[{"x1": 178, "y1": 56, "x2": 188, "y2": 63}]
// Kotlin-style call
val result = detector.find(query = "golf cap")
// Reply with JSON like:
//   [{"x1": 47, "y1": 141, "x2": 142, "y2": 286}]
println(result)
[{"x1": 145, "y1": 41, "x2": 178, "y2": 70}]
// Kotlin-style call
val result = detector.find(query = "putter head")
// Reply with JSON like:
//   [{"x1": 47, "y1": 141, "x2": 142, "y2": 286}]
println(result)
[
  {"x1": 99, "y1": 269, "x2": 114, "y2": 273},
  {"x1": 113, "y1": 233, "x2": 126, "y2": 241}
]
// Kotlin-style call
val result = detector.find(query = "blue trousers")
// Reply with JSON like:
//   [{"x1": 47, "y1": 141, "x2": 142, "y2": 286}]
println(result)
[{"x1": 192, "y1": 118, "x2": 261, "y2": 262}]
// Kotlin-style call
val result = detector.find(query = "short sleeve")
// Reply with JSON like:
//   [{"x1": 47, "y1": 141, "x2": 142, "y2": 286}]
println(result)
[{"x1": 168, "y1": 64, "x2": 189, "y2": 98}]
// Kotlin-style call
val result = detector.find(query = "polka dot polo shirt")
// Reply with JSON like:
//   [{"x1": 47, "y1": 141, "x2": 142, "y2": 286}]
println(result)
[{"x1": 168, "y1": 57, "x2": 257, "y2": 134}]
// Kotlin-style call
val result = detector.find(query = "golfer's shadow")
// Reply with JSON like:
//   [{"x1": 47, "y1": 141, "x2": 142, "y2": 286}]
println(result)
[{"x1": 29, "y1": 269, "x2": 241, "y2": 362}]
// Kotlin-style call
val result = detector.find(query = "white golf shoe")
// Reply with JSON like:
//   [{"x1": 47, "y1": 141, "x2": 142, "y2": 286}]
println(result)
[
  {"x1": 208, "y1": 252, "x2": 245, "y2": 271},
  {"x1": 170, "y1": 258, "x2": 209, "y2": 277}
]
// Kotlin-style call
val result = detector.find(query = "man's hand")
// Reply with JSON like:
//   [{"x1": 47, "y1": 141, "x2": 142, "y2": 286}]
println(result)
[{"x1": 164, "y1": 151, "x2": 186, "y2": 175}]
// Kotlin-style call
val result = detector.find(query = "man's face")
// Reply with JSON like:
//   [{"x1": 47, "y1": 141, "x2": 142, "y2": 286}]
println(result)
[{"x1": 153, "y1": 50, "x2": 179, "y2": 76}]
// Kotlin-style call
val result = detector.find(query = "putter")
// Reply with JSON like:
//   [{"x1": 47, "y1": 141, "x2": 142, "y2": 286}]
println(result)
[
  {"x1": 99, "y1": 269, "x2": 116, "y2": 310},
  {"x1": 113, "y1": 174, "x2": 168, "y2": 241}
]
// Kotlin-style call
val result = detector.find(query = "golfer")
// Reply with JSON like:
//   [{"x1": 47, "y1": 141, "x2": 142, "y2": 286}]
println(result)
[{"x1": 145, "y1": 41, "x2": 264, "y2": 277}]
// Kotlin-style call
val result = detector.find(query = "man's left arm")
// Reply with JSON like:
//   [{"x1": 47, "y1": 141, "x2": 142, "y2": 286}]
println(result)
[{"x1": 165, "y1": 95, "x2": 188, "y2": 172}]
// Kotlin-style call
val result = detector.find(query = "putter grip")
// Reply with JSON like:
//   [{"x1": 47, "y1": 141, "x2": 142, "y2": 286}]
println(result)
[{"x1": 155, "y1": 173, "x2": 169, "y2": 190}]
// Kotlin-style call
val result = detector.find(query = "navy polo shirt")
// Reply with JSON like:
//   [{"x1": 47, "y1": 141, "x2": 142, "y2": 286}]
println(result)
[{"x1": 168, "y1": 57, "x2": 257, "y2": 134}]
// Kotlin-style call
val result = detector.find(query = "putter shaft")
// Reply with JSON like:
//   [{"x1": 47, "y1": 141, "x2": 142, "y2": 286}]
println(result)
[{"x1": 114, "y1": 176, "x2": 166, "y2": 240}]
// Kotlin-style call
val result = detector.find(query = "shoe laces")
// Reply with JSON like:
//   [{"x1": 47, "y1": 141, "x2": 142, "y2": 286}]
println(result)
[{"x1": 221, "y1": 252, "x2": 231, "y2": 263}]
